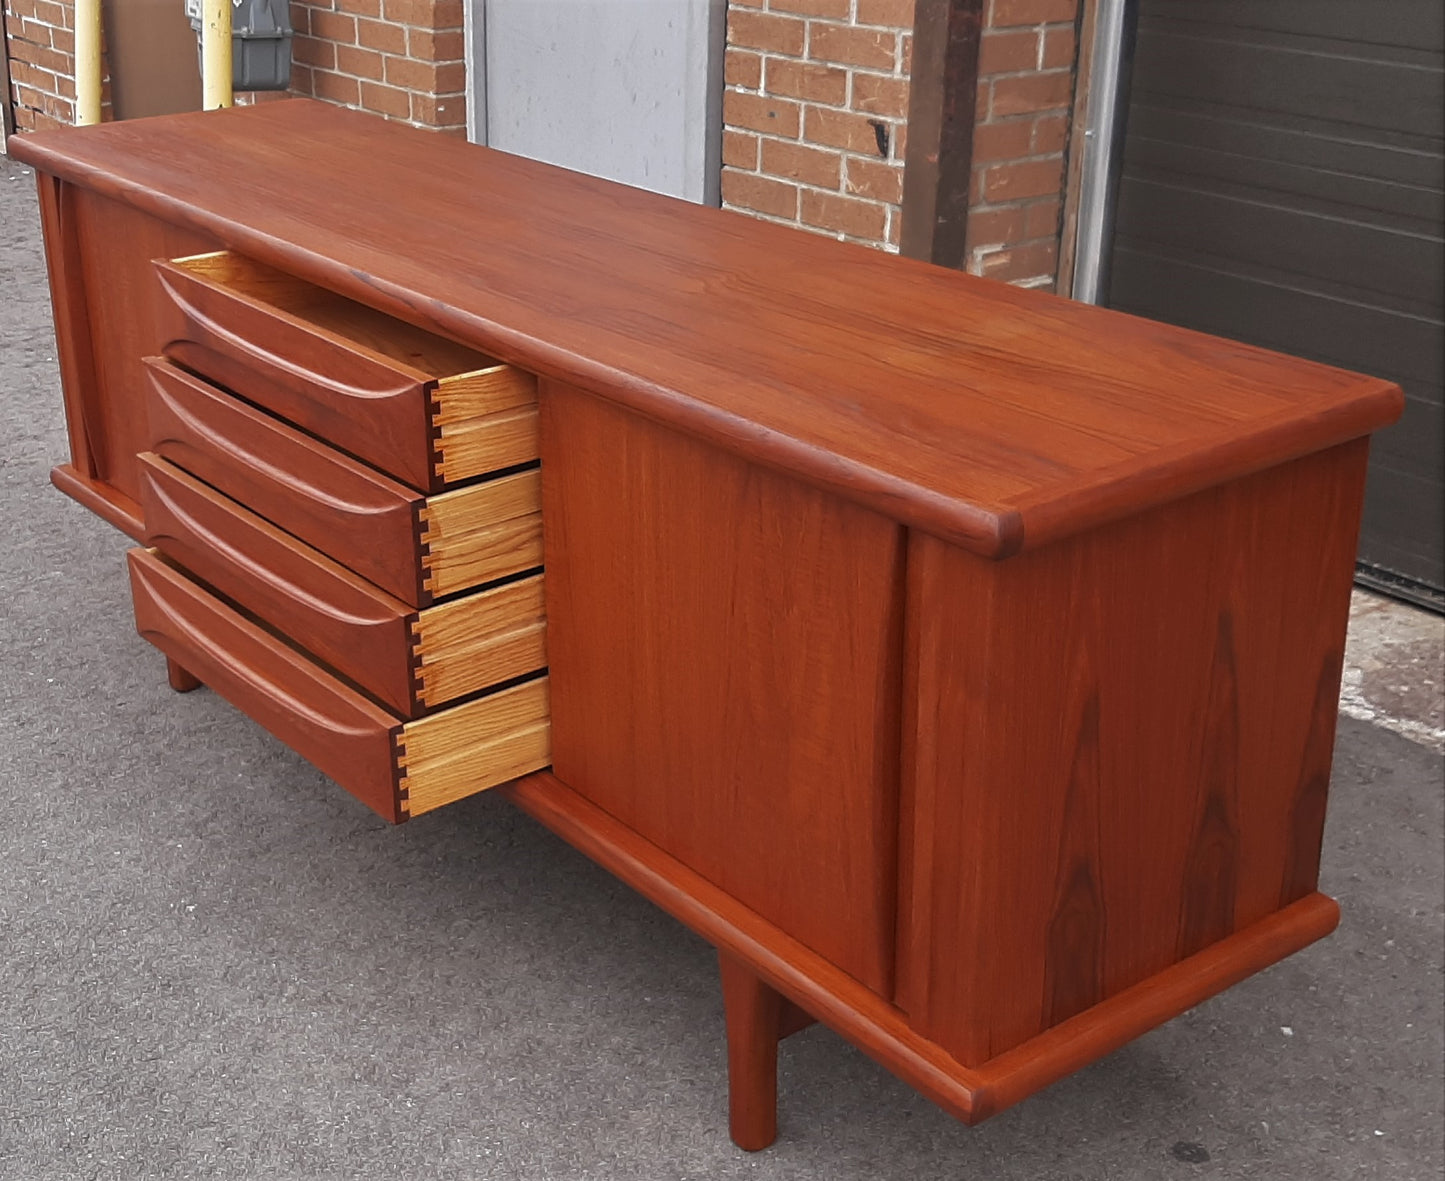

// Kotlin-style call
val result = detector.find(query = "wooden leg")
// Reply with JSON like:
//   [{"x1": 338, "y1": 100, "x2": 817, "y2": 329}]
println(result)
[
  {"x1": 719, "y1": 950, "x2": 818, "y2": 1151},
  {"x1": 166, "y1": 657, "x2": 201, "y2": 693}
]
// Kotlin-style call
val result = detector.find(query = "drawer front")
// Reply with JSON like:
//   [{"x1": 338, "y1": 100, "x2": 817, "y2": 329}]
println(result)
[
  {"x1": 127, "y1": 548, "x2": 552, "y2": 821},
  {"x1": 145, "y1": 356, "x2": 429, "y2": 605},
  {"x1": 127, "y1": 546, "x2": 406, "y2": 821},
  {"x1": 146, "y1": 360, "x2": 547, "y2": 607},
  {"x1": 140, "y1": 454, "x2": 551, "y2": 717},
  {"x1": 155, "y1": 255, "x2": 436, "y2": 489},
  {"x1": 138, "y1": 452, "x2": 418, "y2": 716},
  {"x1": 154, "y1": 251, "x2": 539, "y2": 491}
]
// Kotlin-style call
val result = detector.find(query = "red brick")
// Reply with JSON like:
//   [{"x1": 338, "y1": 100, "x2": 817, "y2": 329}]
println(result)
[
  {"x1": 887, "y1": 212, "x2": 901, "y2": 247},
  {"x1": 358, "y1": 78, "x2": 409, "y2": 116},
  {"x1": 1024, "y1": 197, "x2": 1062, "y2": 238},
  {"x1": 335, "y1": 0, "x2": 382, "y2": 16},
  {"x1": 845, "y1": 157, "x2": 903, "y2": 203},
  {"x1": 723, "y1": 129, "x2": 760, "y2": 169},
  {"x1": 989, "y1": 69, "x2": 1073, "y2": 117},
  {"x1": 725, "y1": 50, "x2": 762, "y2": 89},
  {"x1": 727, "y1": 10, "x2": 805, "y2": 56},
  {"x1": 856, "y1": 0, "x2": 915, "y2": 26},
  {"x1": 10, "y1": 39, "x2": 68, "y2": 72},
  {"x1": 805, "y1": 105, "x2": 888, "y2": 156},
  {"x1": 761, "y1": 139, "x2": 842, "y2": 189},
  {"x1": 312, "y1": 69, "x2": 361, "y2": 105},
  {"x1": 724, "y1": 88, "x2": 801, "y2": 137},
  {"x1": 337, "y1": 44, "x2": 385, "y2": 80},
  {"x1": 722, "y1": 170, "x2": 799, "y2": 219},
  {"x1": 977, "y1": 239, "x2": 1058, "y2": 283},
  {"x1": 357, "y1": 18, "x2": 409, "y2": 54},
  {"x1": 851, "y1": 72, "x2": 909, "y2": 119},
  {"x1": 49, "y1": 26, "x2": 74, "y2": 53},
  {"x1": 982, "y1": 156, "x2": 1064, "y2": 202},
  {"x1": 382, "y1": 0, "x2": 463, "y2": 27},
  {"x1": 408, "y1": 27, "x2": 465, "y2": 59},
  {"x1": 901, "y1": 33, "x2": 913, "y2": 73},
  {"x1": 310, "y1": 10, "x2": 358, "y2": 44},
  {"x1": 971, "y1": 117, "x2": 1033, "y2": 163},
  {"x1": 290, "y1": 62, "x2": 315, "y2": 94},
  {"x1": 293, "y1": 34, "x2": 337, "y2": 70},
  {"x1": 988, "y1": 0, "x2": 1078, "y2": 26},
  {"x1": 893, "y1": 121, "x2": 907, "y2": 158},
  {"x1": 964, "y1": 204, "x2": 1028, "y2": 249},
  {"x1": 385, "y1": 54, "x2": 466, "y2": 92},
  {"x1": 411, "y1": 91, "x2": 467, "y2": 124},
  {"x1": 766, "y1": 58, "x2": 846, "y2": 105},
  {"x1": 771, "y1": 0, "x2": 850, "y2": 16},
  {"x1": 808, "y1": 22, "x2": 896, "y2": 70},
  {"x1": 978, "y1": 29, "x2": 1037, "y2": 74},
  {"x1": 1031, "y1": 112, "x2": 1069, "y2": 153},
  {"x1": 800, "y1": 189, "x2": 887, "y2": 240},
  {"x1": 1042, "y1": 23, "x2": 1077, "y2": 68},
  {"x1": 730, "y1": 0, "x2": 763, "y2": 8}
]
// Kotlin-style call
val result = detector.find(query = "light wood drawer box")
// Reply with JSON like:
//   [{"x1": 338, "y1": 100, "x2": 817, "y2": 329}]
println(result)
[
  {"x1": 138, "y1": 452, "x2": 547, "y2": 718},
  {"x1": 144, "y1": 358, "x2": 542, "y2": 607},
  {"x1": 127, "y1": 547, "x2": 551, "y2": 823},
  {"x1": 154, "y1": 250, "x2": 537, "y2": 492}
]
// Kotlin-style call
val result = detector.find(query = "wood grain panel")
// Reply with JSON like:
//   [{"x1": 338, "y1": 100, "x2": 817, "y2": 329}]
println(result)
[
  {"x1": 412, "y1": 574, "x2": 547, "y2": 708},
  {"x1": 39, "y1": 183, "x2": 214, "y2": 510},
  {"x1": 418, "y1": 469, "x2": 544, "y2": 597},
  {"x1": 143, "y1": 358, "x2": 431, "y2": 605},
  {"x1": 899, "y1": 439, "x2": 1369, "y2": 1066},
  {"x1": 397, "y1": 675, "x2": 551, "y2": 817},
  {"x1": 137, "y1": 453, "x2": 419, "y2": 716},
  {"x1": 541, "y1": 381, "x2": 905, "y2": 995},
  {"x1": 126, "y1": 547, "x2": 405, "y2": 822},
  {"x1": 12, "y1": 102, "x2": 1401, "y2": 557}
]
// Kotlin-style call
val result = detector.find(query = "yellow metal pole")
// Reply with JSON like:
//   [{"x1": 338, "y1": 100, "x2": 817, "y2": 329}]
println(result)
[
  {"x1": 201, "y1": 0, "x2": 234, "y2": 110},
  {"x1": 73, "y1": 0, "x2": 102, "y2": 125}
]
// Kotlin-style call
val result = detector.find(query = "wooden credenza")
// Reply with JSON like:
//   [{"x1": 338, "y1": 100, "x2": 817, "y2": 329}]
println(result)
[{"x1": 11, "y1": 101, "x2": 1403, "y2": 1151}]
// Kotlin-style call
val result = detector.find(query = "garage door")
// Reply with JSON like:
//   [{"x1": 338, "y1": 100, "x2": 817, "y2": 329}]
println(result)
[{"x1": 1107, "y1": 0, "x2": 1444, "y2": 607}]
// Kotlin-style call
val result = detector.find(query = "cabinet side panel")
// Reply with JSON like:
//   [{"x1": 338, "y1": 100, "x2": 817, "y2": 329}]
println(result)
[
  {"x1": 903, "y1": 440, "x2": 1369, "y2": 1066},
  {"x1": 63, "y1": 186, "x2": 215, "y2": 506},
  {"x1": 541, "y1": 381, "x2": 906, "y2": 996}
]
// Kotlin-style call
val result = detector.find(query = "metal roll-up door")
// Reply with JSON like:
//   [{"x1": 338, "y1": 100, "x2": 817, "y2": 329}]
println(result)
[{"x1": 1106, "y1": 0, "x2": 1444, "y2": 608}]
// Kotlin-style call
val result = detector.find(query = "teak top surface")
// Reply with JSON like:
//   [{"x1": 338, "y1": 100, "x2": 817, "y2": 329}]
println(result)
[{"x1": 13, "y1": 101, "x2": 1402, "y2": 556}]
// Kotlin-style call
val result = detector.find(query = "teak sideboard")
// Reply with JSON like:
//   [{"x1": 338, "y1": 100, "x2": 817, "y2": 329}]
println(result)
[{"x1": 11, "y1": 100, "x2": 1403, "y2": 1151}]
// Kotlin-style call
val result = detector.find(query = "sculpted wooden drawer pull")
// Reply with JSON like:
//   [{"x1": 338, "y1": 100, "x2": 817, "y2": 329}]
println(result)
[
  {"x1": 138, "y1": 453, "x2": 548, "y2": 717},
  {"x1": 144, "y1": 358, "x2": 542, "y2": 608},
  {"x1": 126, "y1": 547, "x2": 551, "y2": 823},
  {"x1": 154, "y1": 250, "x2": 537, "y2": 492}
]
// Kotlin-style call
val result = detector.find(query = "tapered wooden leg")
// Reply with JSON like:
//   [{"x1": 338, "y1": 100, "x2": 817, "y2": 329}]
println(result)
[
  {"x1": 166, "y1": 657, "x2": 201, "y2": 693},
  {"x1": 719, "y1": 951, "x2": 785, "y2": 1151}
]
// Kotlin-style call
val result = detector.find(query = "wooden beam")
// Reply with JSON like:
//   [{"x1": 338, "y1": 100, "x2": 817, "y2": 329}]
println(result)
[{"x1": 898, "y1": 0, "x2": 985, "y2": 267}]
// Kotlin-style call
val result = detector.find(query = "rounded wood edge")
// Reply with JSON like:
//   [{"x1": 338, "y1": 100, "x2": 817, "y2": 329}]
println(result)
[
  {"x1": 966, "y1": 892, "x2": 1341, "y2": 1122},
  {"x1": 50, "y1": 464, "x2": 146, "y2": 540},
  {"x1": 500, "y1": 771, "x2": 988, "y2": 1127}
]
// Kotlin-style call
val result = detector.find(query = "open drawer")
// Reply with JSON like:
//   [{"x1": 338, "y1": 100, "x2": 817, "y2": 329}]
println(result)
[
  {"x1": 153, "y1": 251, "x2": 537, "y2": 492},
  {"x1": 145, "y1": 358, "x2": 542, "y2": 606},
  {"x1": 127, "y1": 548, "x2": 551, "y2": 823},
  {"x1": 138, "y1": 452, "x2": 548, "y2": 718}
]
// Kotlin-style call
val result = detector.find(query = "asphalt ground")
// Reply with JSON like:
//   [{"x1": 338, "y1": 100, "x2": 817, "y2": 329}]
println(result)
[{"x1": 2, "y1": 151, "x2": 1441, "y2": 1180}]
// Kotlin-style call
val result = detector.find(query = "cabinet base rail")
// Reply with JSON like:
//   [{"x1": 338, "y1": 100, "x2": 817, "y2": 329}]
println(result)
[{"x1": 503, "y1": 771, "x2": 1339, "y2": 1146}]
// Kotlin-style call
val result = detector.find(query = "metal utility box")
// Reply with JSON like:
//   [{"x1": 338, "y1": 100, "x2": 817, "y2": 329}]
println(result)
[{"x1": 185, "y1": 0, "x2": 293, "y2": 91}]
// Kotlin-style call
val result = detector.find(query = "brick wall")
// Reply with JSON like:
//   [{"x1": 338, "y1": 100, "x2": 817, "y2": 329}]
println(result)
[
  {"x1": 3, "y1": 0, "x2": 104, "y2": 132},
  {"x1": 965, "y1": 0, "x2": 1080, "y2": 288},
  {"x1": 289, "y1": 0, "x2": 466, "y2": 132},
  {"x1": 720, "y1": 0, "x2": 915, "y2": 252},
  {"x1": 0, "y1": 0, "x2": 463, "y2": 138}
]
